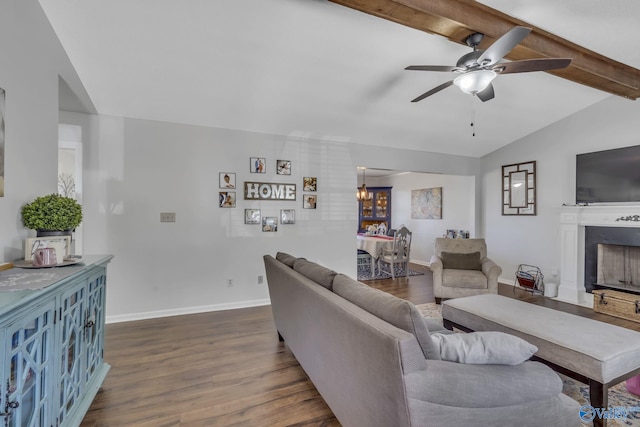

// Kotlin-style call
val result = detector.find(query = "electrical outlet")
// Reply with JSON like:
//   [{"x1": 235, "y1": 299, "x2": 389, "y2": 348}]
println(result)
[
  {"x1": 227, "y1": 278, "x2": 233, "y2": 287},
  {"x1": 258, "y1": 275, "x2": 264, "y2": 284},
  {"x1": 160, "y1": 212, "x2": 176, "y2": 223}
]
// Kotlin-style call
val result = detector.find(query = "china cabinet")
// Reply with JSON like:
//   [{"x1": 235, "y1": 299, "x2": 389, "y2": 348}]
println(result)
[
  {"x1": 0, "y1": 255, "x2": 112, "y2": 427},
  {"x1": 358, "y1": 187, "x2": 392, "y2": 233}
]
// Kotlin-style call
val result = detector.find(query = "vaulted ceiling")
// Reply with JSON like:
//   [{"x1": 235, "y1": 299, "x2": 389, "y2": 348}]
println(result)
[{"x1": 40, "y1": 0, "x2": 640, "y2": 157}]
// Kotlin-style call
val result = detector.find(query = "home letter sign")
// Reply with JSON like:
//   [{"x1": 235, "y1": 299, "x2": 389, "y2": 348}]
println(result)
[{"x1": 244, "y1": 182, "x2": 297, "y2": 201}]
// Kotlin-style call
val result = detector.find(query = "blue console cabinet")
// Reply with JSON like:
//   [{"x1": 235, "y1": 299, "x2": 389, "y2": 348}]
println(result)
[{"x1": 0, "y1": 255, "x2": 112, "y2": 427}]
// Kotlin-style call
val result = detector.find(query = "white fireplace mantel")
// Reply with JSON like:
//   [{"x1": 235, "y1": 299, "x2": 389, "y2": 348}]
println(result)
[{"x1": 558, "y1": 205, "x2": 640, "y2": 307}]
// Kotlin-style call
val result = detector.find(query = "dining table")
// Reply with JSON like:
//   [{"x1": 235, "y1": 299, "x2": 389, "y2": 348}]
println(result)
[{"x1": 356, "y1": 233, "x2": 394, "y2": 276}]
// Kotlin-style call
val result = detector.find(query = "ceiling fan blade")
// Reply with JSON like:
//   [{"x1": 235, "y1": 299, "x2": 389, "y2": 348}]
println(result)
[
  {"x1": 496, "y1": 58, "x2": 572, "y2": 74},
  {"x1": 410, "y1": 80, "x2": 454, "y2": 102},
  {"x1": 476, "y1": 83, "x2": 495, "y2": 102},
  {"x1": 405, "y1": 65, "x2": 459, "y2": 72},
  {"x1": 477, "y1": 26, "x2": 531, "y2": 66}
]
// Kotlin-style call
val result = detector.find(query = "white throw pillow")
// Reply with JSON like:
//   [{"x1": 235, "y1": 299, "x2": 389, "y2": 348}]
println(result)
[{"x1": 431, "y1": 331, "x2": 538, "y2": 365}]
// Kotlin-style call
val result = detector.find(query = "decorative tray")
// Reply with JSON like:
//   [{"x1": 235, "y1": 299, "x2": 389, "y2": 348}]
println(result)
[{"x1": 12, "y1": 257, "x2": 83, "y2": 269}]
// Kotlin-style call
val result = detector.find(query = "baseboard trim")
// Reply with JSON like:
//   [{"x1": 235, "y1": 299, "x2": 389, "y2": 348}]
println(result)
[
  {"x1": 500, "y1": 277, "x2": 516, "y2": 287},
  {"x1": 106, "y1": 298, "x2": 272, "y2": 324}
]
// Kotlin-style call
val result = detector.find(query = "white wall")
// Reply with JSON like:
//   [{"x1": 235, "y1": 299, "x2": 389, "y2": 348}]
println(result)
[
  {"x1": 1, "y1": 2, "x2": 484, "y2": 322},
  {"x1": 481, "y1": 95, "x2": 640, "y2": 285},
  {"x1": 56, "y1": 114, "x2": 481, "y2": 322},
  {"x1": 369, "y1": 172, "x2": 475, "y2": 264},
  {"x1": 0, "y1": 0, "x2": 93, "y2": 263}
]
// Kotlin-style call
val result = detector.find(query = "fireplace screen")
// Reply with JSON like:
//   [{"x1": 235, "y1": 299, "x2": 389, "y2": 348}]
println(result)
[{"x1": 597, "y1": 243, "x2": 640, "y2": 291}]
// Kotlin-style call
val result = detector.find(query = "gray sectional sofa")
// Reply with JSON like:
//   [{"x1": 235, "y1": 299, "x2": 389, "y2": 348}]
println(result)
[{"x1": 263, "y1": 253, "x2": 580, "y2": 427}]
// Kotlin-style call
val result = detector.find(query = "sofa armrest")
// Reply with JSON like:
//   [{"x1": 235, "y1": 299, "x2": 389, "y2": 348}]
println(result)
[
  {"x1": 429, "y1": 255, "x2": 443, "y2": 273},
  {"x1": 481, "y1": 257, "x2": 502, "y2": 292},
  {"x1": 405, "y1": 359, "x2": 562, "y2": 408}
]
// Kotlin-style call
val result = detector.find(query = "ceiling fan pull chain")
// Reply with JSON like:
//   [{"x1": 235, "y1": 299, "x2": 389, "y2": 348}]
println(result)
[{"x1": 470, "y1": 99, "x2": 476, "y2": 137}]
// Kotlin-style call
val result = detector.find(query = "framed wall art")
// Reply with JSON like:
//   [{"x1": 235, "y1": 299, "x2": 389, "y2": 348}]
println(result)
[
  {"x1": 277, "y1": 160, "x2": 291, "y2": 175},
  {"x1": 502, "y1": 161, "x2": 536, "y2": 216},
  {"x1": 303, "y1": 194, "x2": 317, "y2": 209},
  {"x1": 219, "y1": 172, "x2": 236, "y2": 189},
  {"x1": 245, "y1": 209, "x2": 261, "y2": 224},
  {"x1": 0, "y1": 87, "x2": 5, "y2": 198},
  {"x1": 281, "y1": 209, "x2": 295, "y2": 224},
  {"x1": 411, "y1": 187, "x2": 442, "y2": 219},
  {"x1": 250, "y1": 157, "x2": 266, "y2": 173},
  {"x1": 262, "y1": 216, "x2": 278, "y2": 232},
  {"x1": 303, "y1": 177, "x2": 317, "y2": 192},
  {"x1": 219, "y1": 191, "x2": 236, "y2": 208}
]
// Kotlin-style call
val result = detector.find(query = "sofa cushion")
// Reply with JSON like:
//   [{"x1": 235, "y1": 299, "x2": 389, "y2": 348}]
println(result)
[
  {"x1": 440, "y1": 251, "x2": 482, "y2": 270},
  {"x1": 431, "y1": 331, "x2": 538, "y2": 365},
  {"x1": 293, "y1": 258, "x2": 337, "y2": 290},
  {"x1": 276, "y1": 252, "x2": 297, "y2": 267},
  {"x1": 333, "y1": 274, "x2": 440, "y2": 360}
]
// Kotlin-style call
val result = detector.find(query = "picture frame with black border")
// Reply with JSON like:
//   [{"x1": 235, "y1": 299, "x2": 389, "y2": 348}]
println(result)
[
  {"x1": 276, "y1": 160, "x2": 291, "y2": 175},
  {"x1": 250, "y1": 157, "x2": 266, "y2": 173},
  {"x1": 262, "y1": 216, "x2": 278, "y2": 232},
  {"x1": 281, "y1": 209, "x2": 295, "y2": 224},
  {"x1": 245, "y1": 209, "x2": 261, "y2": 224},
  {"x1": 303, "y1": 177, "x2": 317, "y2": 192},
  {"x1": 303, "y1": 194, "x2": 317, "y2": 209},
  {"x1": 219, "y1": 172, "x2": 236, "y2": 189},
  {"x1": 219, "y1": 191, "x2": 236, "y2": 208}
]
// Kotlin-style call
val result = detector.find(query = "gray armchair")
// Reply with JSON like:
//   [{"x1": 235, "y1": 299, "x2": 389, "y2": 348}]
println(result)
[{"x1": 430, "y1": 238, "x2": 502, "y2": 303}]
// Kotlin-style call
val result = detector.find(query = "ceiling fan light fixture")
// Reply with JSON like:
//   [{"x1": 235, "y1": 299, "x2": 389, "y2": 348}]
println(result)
[{"x1": 453, "y1": 70, "x2": 497, "y2": 94}]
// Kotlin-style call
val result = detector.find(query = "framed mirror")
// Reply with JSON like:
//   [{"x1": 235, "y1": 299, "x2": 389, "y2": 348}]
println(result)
[{"x1": 502, "y1": 161, "x2": 536, "y2": 215}]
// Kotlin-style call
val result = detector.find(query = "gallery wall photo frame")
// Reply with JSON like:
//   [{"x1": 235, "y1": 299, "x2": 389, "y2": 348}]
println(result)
[
  {"x1": 281, "y1": 209, "x2": 295, "y2": 224},
  {"x1": 245, "y1": 209, "x2": 261, "y2": 224},
  {"x1": 303, "y1": 177, "x2": 317, "y2": 192},
  {"x1": 303, "y1": 194, "x2": 317, "y2": 209},
  {"x1": 219, "y1": 191, "x2": 236, "y2": 208},
  {"x1": 250, "y1": 157, "x2": 266, "y2": 173},
  {"x1": 262, "y1": 216, "x2": 278, "y2": 232},
  {"x1": 219, "y1": 172, "x2": 236, "y2": 189},
  {"x1": 276, "y1": 160, "x2": 291, "y2": 175}
]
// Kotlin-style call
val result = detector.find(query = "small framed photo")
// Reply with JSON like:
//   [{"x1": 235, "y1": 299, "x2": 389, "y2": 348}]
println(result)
[
  {"x1": 262, "y1": 216, "x2": 278, "y2": 232},
  {"x1": 303, "y1": 177, "x2": 317, "y2": 192},
  {"x1": 219, "y1": 172, "x2": 236, "y2": 189},
  {"x1": 281, "y1": 209, "x2": 295, "y2": 224},
  {"x1": 250, "y1": 157, "x2": 266, "y2": 173},
  {"x1": 25, "y1": 236, "x2": 71, "y2": 261},
  {"x1": 276, "y1": 160, "x2": 291, "y2": 175},
  {"x1": 303, "y1": 194, "x2": 317, "y2": 209},
  {"x1": 245, "y1": 209, "x2": 261, "y2": 224},
  {"x1": 219, "y1": 192, "x2": 236, "y2": 208}
]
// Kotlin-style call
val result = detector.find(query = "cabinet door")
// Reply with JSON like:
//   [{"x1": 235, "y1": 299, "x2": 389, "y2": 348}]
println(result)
[
  {"x1": 57, "y1": 281, "x2": 87, "y2": 425},
  {"x1": 3, "y1": 301, "x2": 56, "y2": 427},
  {"x1": 84, "y1": 271, "x2": 106, "y2": 383}
]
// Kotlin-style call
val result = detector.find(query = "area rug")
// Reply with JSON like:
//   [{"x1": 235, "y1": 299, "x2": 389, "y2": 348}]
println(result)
[
  {"x1": 415, "y1": 303, "x2": 640, "y2": 427},
  {"x1": 357, "y1": 263, "x2": 424, "y2": 281}
]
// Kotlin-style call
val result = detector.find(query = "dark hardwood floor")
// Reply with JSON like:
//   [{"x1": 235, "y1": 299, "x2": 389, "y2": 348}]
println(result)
[{"x1": 81, "y1": 264, "x2": 640, "y2": 426}]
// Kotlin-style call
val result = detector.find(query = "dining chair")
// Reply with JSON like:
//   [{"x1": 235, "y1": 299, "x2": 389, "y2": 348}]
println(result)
[{"x1": 377, "y1": 226, "x2": 412, "y2": 279}]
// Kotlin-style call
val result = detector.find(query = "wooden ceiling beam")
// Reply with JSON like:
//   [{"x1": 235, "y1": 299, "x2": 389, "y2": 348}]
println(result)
[{"x1": 329, "y1": 0, "x2": 640, "y2": 99}]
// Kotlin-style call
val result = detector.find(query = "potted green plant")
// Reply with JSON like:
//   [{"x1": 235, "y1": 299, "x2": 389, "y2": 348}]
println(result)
[{"x1": 21, "y1": 193, "x2": 83, "y2": 236}]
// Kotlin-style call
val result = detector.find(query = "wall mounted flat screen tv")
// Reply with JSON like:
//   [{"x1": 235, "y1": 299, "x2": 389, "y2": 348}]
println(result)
[{"x1": 576, "y1": 145, "x2": 640, "y2": 204}]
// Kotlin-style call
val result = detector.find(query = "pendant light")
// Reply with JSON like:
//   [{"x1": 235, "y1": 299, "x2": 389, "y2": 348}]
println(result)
[{"x1": 357, "y1": 168, "x2": 372, "y2": 201}]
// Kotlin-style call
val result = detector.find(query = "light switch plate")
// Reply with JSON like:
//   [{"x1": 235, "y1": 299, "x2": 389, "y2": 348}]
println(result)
[{"x1": 160, "y1": 212, "x2": 176, "y2": 223}]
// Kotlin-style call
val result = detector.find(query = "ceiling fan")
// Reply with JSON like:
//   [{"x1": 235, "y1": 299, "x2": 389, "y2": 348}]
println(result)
[{"x1": 405, "y1": 26, "x2": 572, "y2": 102}]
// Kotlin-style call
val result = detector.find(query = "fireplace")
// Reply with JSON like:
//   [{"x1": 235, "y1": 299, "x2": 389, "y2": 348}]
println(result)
[
  {"x1": 559, "y1": 205, "x2": 640, "y2": 307},
  {"x1": 585, "y1": 226, "x2": 640, "y2": 294}
]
